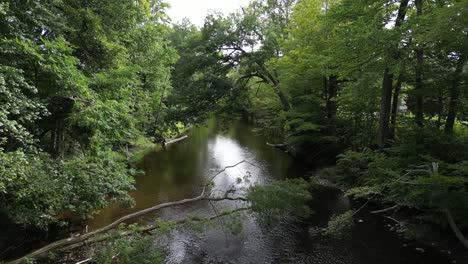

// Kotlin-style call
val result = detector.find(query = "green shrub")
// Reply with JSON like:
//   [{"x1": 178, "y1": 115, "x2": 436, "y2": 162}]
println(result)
[
  {"x1": 248, "y1": 178, "x2": 312, "y2": 224},
  {"x1": 0, "y1": 148, "x2": 135, "y2": 228},
  {"x1": 93, "y1": 233, "x2": 163, "y2": 264}
]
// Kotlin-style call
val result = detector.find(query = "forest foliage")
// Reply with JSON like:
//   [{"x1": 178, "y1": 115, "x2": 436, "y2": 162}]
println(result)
[
  {"x1": 0, "y1": 0, "x2": 176, "y2": 227},
  {"x1": 0, "y1": 0, "x2": 467, "y2": 254},
  {"x1": 167, "y1": 0, "x2": 467, "y2": 246}
]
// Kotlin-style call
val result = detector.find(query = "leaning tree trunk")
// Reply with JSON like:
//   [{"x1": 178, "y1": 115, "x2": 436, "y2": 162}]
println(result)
[
  {"x1": 275, "y1": 85, "x2": 291, "y2": 111},
  {"x1": 266, "y1": 71, "x2": 290, "y2": 111},
  {"x1": 257, "y1": 61, "x2": 291, "y2": 111}
]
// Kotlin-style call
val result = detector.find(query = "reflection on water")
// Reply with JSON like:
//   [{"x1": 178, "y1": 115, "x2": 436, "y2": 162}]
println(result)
[
  {"x1": 85, "y1": 118, "x2": 452, "y2": 264},
  {"x1": 86, "y1": 118, "x2": 295, "y2": 230}
]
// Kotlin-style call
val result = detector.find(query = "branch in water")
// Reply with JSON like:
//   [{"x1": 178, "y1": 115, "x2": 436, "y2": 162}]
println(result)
[
  {"x1": 443, "y1": 208, "x2": 468, "y2": 250},
  {"x1": 371, "y1": 205, "x2": 399, "y2": 214},
  {"x1": 70, "y1": 207, "x2": 251, "y2": 264},
  {"x1": 7, "y1": 160, "x2": 252, "y2": 264},
  {"x1": 164, "y1": 135, "x2": 188, "y2": 147}
]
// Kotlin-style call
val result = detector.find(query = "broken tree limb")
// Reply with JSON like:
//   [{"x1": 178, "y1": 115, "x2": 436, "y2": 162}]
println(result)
[
  {"x1": 163, "y1": 135, "x2": 188, "y2": 147},
  {"x1": 7, "y1": 160, "x2": 250, "y2": 264},
  {"x1": 351, "y1": 199, "x2": 372, "y2": 217},
  {"x1": 7, "y1": 195, "x2": 248, "y2": 264},
  {"x1": 69, "y1": 207, "x2": 251, "y2": 264},
  {"x1": 7, "y1": 195, "x2": 204, "y2": 264},
  {"x1": 207, "y1": 160, "x2": 247, "y2": 185},
  {"x1": 371, "y1": 205, "x2": 400, "y2": 214},
  {"x1": 75, "y1": 258, "x2": 92, "y2": 264},
  {"x1": 266, "y1": 143, "x2": 288, "y2": 153},
  {"x1": 141, "y1": 206, "x2": 251, "y2": 234},
  {"x1": 266, "y1": 142, "x2": 287, "y2": 148},
  {"x1": 383, "y1": 216, "x2": 403, "y2": 226}
]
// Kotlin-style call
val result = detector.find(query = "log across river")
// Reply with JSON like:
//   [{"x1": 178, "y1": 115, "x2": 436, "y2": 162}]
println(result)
[{"x1": 1, "y1": 118, "x2": 455, "y2": 263}]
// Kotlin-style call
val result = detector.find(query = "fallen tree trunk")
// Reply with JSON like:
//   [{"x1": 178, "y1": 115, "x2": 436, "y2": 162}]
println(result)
[
  {"x1": 266, "y1": 143, "x2": 288, "y2": 153},
  {"x1": 63, "y1": 207, "x2": 252, "y2": 257},
  {"x1": 164, "y1": 135, "x2": 188, "y2": 147},
  {"x1": 7, "y1": 160, "x2": 249, "y2": 264},
  {"x1": 7, "y1": 195, "x2": 247, "y2": 264},
  {"x1": 67, "y1": 207, "x2": 251, "y2": 264},
  {"x1": 371, "y1": 205, "x2": 399, "y2": 214},
  {"x1": 266, "y1": 142, "x2": 286, "y2": 148}
]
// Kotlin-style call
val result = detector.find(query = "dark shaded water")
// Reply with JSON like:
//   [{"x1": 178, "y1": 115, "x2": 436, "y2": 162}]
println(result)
[
  {"x1": 86, "y1": 118, "x2": 453, "y2": 264},
  {"x1": 1, "y1": 118, "x2": 455, "y2": 263}
]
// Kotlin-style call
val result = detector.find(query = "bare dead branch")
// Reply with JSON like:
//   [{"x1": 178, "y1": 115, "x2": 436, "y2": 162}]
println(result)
[
  {"x1": 164, "y1": 135, "x2": 188, "y2": 147},
  {"x1": 371, "y1": 205, "x2": 400, "y2": 214},
  {"x1": 8, "y1": 160, "x2": 251, "y2": 264}
]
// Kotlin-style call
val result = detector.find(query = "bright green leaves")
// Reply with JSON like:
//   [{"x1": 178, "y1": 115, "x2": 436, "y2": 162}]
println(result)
[
  {"x1": 168, "y1": 20, "x2": 235, "y2": 125},
  {"x1": 73, "y1": 99, "x2": 136, "y2": 151},
  {"x1": 0, "y1": 148, "x2": 135, "y2": 228},
  {"x1": 0, "y1": 149, "x2": 65, "y2": 227},
  {"x1": 0, "y1": 66, "x2": 47, "y2": 146},
  {"x1": 38, "y1": 37, "x2": 89, "y2": 97},
  {"x1": 0, "y1": 0, "x2": 175, "y2": 229},
  {"x1": 92, "y1": 233, "x2": 163, "y2": 264},
  {"x1": 248, "y1": 178, "x2": 312, "y2": 223},
  {"x1": 329, "y1": 146, "x2": 468, "y2": 228}
]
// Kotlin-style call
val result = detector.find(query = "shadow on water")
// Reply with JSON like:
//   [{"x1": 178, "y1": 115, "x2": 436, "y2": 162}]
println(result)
[
  {"x1": 0, "y1": 118, "x2": 456, "y2": 263},
  {"x1": 87, "y1": 118, "x2": 453, "y2": 264}
]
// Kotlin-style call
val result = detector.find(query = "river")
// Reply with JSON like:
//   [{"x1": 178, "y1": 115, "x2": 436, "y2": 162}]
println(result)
[
  {"x1": 0, "y1": 118, "x2": 455, "y2": 263},
  {"x1": 85, "y1": 118, "x2": 452, "y2": 264}
]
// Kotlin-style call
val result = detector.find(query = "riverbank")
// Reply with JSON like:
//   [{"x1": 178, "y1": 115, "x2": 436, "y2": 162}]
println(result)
[
  {"x1": 129, "y1": 123, "x2": 192, "y2": 164},
  {"x1": 2, "y1": 119, "x2": 462, "y2": 264},
  {"x1": 308, "y1": 172, "x2": 467, "y2": 264}
]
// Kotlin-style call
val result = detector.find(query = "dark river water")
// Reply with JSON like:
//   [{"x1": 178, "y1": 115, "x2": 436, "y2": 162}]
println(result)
[
  {"x1": 86, "y1": 118, "x2": 454, "y2": 264},
  {"x1": 0, "y1": 118, "x2": 456, "y2": 263}
]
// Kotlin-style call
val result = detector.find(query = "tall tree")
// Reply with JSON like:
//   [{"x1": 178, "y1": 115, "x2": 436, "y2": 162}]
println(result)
[
  {"x1": 200, "y1": 0, "x2": 297, "y2": 111},
  {"x1": 378, "y1": 0, "x2": 409, "y2": 150}
]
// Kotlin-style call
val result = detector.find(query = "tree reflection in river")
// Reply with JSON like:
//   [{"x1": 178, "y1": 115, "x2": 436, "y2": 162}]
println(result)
[{"x1": 85, "y1": 118, "x2": 452, "y2": 264}]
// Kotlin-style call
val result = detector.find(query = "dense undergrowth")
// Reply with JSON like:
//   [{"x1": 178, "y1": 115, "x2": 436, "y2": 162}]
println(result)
[{"x1": 1, "y1": 0, "x2": 467, "y2": 261}]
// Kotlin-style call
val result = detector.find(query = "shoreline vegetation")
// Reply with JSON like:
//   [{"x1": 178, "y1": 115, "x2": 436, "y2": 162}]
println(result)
[
  {"x1": 309, "y1": 173, "x2": 467, "y2": 262},
  {"x1": 1, "y1": 0, "x2": 466, "y2": 263}
]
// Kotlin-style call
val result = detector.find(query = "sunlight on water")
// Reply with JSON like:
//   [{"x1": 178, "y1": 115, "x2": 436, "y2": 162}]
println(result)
[
  {"x1": 83, "y1": 119, "x2": 451, "y2": 264},
  {"x1": 208, "y1": 134, "x2": 264, "y2": 195},
  {"x1": 210, "y1": 135, "x2": 244, "y2": 169}
]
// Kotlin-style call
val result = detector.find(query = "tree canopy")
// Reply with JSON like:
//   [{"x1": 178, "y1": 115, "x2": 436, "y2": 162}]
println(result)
[{"x1": 0, "y1": 0, "x2": 467, "y2": 259}]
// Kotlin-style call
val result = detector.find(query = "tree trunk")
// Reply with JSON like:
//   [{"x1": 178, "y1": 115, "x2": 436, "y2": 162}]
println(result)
[
  {"x1": 436, "y1": 87, "x2": 444, "y2": 128},
  {"x1": 326, "y1": 75, "x2": 338, "y2": 120},
  {"x1": 378, "y1": 68, "x2": 394, "y2": 150},
  {"x1": 266, "y1": 71, "x2": 290, "y2": 111},
  {"x1": 275, "y1": 85, "x2": 291, "y2": 111},
  {"x1": 414, "y1": 0, "x2": 424, "y2": 126},
  {"x1": 51, "y1": 120, "x2": 63, "y2": 158},
  {"x1": 257, "y1": 62, "x2": 291, "y2": 111},
  {"x1": 378, "y1": 0, "x2": 409, "y2": 149},
  {"x1": 445, "y1": 54, "x2": 466, "y2": 133},
  {"x1": 390, "y1": 73, "x2": 403, "y2": 139},
  {"x1": 395, "y1": 0, "x2": 409, "y2": 27}
]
